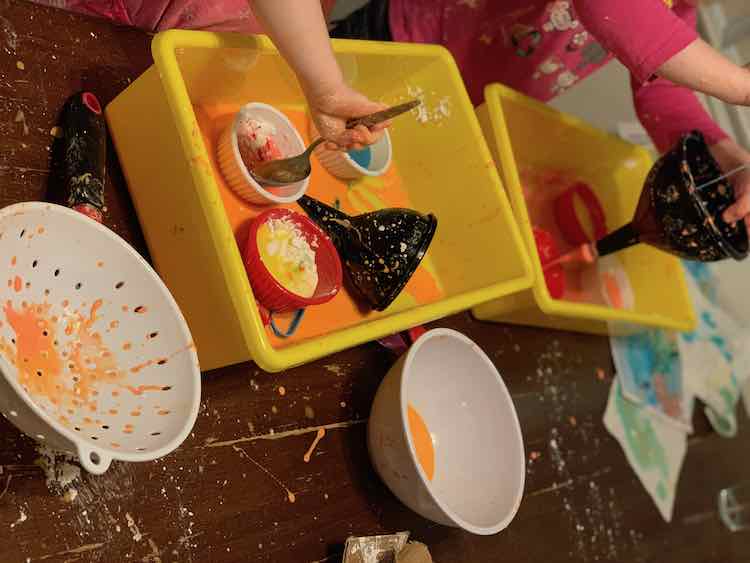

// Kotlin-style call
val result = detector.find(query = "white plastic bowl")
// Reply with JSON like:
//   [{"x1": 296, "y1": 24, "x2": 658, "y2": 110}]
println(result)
[
  {"x1": 368, "y1": 328, "x2": 525, "y2": 535},
  {"x1": 217, "y1": 102, "x2": 309, "y2": 205}
]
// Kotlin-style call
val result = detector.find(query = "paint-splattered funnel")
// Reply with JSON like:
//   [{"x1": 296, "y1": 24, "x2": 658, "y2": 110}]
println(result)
[
  {"x1": 0, "y1": 202, "x2": 201, "y2": 474},
  {"x1": 596, "y1": 131, "x2": 749, "y2": 262},
  {"x1": 297, "y1": 195, "x2": 437, "y2": 311}
]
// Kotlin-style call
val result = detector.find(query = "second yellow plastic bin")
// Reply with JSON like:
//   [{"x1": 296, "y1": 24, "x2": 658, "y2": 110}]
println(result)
[{"x1": 472, "y1": 83, "x2": 696, "y2": 335}]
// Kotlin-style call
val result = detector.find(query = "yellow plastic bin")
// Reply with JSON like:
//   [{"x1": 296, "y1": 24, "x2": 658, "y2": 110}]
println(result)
[
  {"x1": 472, "y1": 83, "x2": 696, "y2": 335},
  {"x1": 106, "y1": 31, "x2": 533, "y2": 373}
]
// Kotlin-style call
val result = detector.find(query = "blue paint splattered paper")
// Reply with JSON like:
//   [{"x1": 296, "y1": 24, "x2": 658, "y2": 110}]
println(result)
[
  {"x1": 610, "y1": 329, "x2": 694, "y2": 432},
  {"x1": 604, "y1": 377, "x2": 687, "y2": 522},
  {"x1": 678, "y1": 267, "x2": 750, "y2": 438}
]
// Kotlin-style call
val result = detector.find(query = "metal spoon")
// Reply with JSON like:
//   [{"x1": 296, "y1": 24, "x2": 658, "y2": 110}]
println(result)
[{"x1": 250, "y1": 99, "x2": 421, "y2": 186}]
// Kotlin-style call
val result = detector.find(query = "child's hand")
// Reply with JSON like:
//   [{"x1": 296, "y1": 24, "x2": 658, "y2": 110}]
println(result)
[
  {"x1": 711, "y1": 139, "x2": 750, "y2": 238},
  {"x1": 722, "y1": 168, "x2": 750, "y2": 239},
  {"x1": 306, "y1": 83, "x2": 389, "y2": 151}
]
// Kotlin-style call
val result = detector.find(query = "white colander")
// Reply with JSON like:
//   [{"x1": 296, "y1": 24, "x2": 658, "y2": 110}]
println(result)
[{"x1": 0, "y1": 202, "x2": 201, "y2": 474}]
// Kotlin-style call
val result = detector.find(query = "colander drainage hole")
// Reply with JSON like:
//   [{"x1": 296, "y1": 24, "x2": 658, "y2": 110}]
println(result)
[
  {"x1": 75, "y1": 282, "x2": 82, "y2": 290},
  {"x1": 151, "y1": 432, "x2": 161, "y2": 436},
  {"x1": 32, "y1": 260, "x2": 38, "y2": 268},
  {"x1": 19, "y1": 229, "x2": 25, "y2": 238},
  {"x1": 115, "y1": 281, "x2": 125, "y2": 290},
  {"x1": 54, "y1": 269, "x2": 60, "y2": 277},
  {"x1": 90, "y1": 451, "x2": 101, "y2": 465}
]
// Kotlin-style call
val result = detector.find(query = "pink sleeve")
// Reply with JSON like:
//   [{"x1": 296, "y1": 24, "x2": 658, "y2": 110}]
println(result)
[
  {"x1": 574, "y1": 0, "x2": 728, "y2": 152},
  {"x1": 572, "y1": 0, "x2": 698, "y2": 83},
  {"x1": 631, "y1": 75, "x2": 729, "y2": 153},
  {"x1": 628, "y1": 5, "x2": 729, "y2": 152}
]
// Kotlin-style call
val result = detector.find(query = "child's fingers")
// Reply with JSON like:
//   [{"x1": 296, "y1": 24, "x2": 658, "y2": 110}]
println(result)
[
  {"x1": 370, "y1": 119, "x2": 392, "y2": 132},
  {"x1": 351, "y1": 124, "x2": 378, "y2": 145},
  {"x1": 723, "y1": 194, "x2": 750, "y2": 223}
]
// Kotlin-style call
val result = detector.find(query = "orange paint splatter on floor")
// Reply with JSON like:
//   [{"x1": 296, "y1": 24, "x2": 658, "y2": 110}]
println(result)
[
  {"x1": 303, "y1": 428, "x2": 326, "y2": 463},
  {"x1": 232, "y1": 444, "x2": 296, "y2": 503}
]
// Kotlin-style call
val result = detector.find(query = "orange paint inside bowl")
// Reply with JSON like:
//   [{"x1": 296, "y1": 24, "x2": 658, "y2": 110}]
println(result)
[
  {"x1": 407, "y1": 404, "x2": 435, "y2": 481},
  {"x1": 194, "y1": 104, "x2": 444, "y2": 349}
]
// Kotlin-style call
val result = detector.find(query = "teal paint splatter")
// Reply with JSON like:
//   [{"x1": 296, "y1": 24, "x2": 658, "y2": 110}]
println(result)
[
  {"x1": 656, "y1": 482, "x2": 667, "y2": 500},
  {"x1": 701, "y1": 311, "x2": 717, "y2": 329},
  {"x1": 616, "y1": 383, "x2": 670, "y2": 481}
]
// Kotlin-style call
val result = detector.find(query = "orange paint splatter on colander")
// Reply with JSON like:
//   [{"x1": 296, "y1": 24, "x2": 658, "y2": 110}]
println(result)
[
  {"x1": 124, "y1": 384, "x2": 164, "y2": 396},
  {"x1": 4, "y1": 301, "x2": 63, "y2": 401},
  {"x1": 64, "y1": 300, "x2": 124, "y2": 403},
  {"x1": 1, "y1": 299, "x2": 126, "y2": 412}
]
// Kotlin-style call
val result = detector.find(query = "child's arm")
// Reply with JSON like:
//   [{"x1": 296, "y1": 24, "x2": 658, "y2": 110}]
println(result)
[
  {"x1": 574, "y1": 0, "x2": 750, "y2": 235},
  {"x1": 249, "y1": 0, "x2": 386, "y2": 150}
]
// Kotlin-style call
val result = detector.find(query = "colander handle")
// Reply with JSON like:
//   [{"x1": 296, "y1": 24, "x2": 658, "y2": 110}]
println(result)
[{"x1": 77, "y1": 444, "x2": 112, "y2": 475}]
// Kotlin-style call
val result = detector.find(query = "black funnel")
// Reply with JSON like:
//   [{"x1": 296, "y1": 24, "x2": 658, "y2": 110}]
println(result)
[
  {"x1": 596, "y1": 131, "x2": 749, "y2": 262},
  {"x1": 296, "y1": 195, "x2": 438, "y2": 311}
]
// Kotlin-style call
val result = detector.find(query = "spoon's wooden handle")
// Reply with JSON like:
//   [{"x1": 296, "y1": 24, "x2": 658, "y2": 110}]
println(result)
[{"x1": 345, "y1": 99, "x2": 421, "y2": 129}]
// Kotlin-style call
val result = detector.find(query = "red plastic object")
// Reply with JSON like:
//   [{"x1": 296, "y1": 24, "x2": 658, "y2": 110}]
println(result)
[
  {"x1": 533, "y1": 227, "x2": 565, "y2": 299},
  {"x1": 244, "y1": 209, "x2": 343, "y2": 313},
  {"x1": 554, "y1": 182, "x2": 607, "y2": 246}
]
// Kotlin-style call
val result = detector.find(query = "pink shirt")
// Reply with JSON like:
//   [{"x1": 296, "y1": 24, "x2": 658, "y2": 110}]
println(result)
[
  {"x1": 33, "y1": 1, "x2": 336, "y2": 34},
  {"x1": 390, "y1": 0, "x2": 727, "y2": 152}
]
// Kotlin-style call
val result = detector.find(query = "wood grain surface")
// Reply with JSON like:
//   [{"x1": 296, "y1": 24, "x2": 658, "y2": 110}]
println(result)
[{"x1": 0, "y1": 2, "x2": 748, "y2": 562}]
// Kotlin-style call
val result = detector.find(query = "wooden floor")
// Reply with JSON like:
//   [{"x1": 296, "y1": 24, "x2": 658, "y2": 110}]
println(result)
[{"x1": 0, "y1": 2, "x2": 748, "y2": 561}]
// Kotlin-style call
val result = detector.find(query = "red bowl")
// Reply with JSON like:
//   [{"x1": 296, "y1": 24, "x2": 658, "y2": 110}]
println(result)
[{"x1": 244, "y1": 209, "x2": 342, "y2": 313}]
